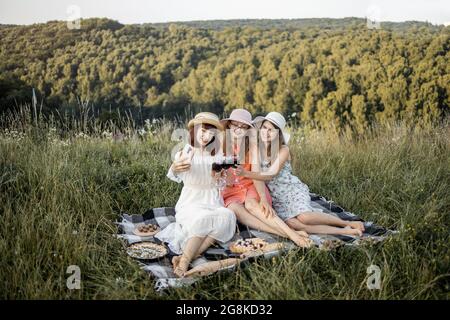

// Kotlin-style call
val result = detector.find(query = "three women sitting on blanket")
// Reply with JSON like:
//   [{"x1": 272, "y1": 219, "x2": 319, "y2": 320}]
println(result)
[{"x1": 160, "y1": 110, "x2": 364, "y2": 277}]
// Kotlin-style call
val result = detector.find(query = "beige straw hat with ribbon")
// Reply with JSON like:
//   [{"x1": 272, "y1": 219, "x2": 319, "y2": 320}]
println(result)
[{"x1": 188, "y1": 112, "x2": 224, "y2": 131}]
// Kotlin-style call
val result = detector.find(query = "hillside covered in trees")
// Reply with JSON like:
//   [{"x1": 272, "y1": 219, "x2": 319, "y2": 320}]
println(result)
[{"x1": 0, "y1": 18, "x2": 448, "y2": 131}]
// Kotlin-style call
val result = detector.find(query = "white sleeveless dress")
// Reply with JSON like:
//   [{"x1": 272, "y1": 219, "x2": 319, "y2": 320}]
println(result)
[{"x1": 155, "y1": 146, "x2": 237, "y2": 254}]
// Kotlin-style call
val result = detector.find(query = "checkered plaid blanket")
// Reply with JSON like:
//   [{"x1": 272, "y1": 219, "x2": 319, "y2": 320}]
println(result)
[{"x1": 116, "y1": 192, "x2": 397, "y2": 293}]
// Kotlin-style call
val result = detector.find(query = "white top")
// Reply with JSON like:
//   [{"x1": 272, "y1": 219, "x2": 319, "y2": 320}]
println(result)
[
  {"x1": 167, "y1": 147, "x2": 225, "y2": 212},
  {"x1": 156, "y1": 145, "x2": 237, "y2": 254}
]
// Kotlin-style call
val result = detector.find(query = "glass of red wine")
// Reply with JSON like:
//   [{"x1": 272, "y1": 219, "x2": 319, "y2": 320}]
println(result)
[{"x1": 212, "y1": 155, "x2": 239, "y2": 188}]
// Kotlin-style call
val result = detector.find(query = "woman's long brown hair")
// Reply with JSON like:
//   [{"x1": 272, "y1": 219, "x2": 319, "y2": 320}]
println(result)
[{"x1": 260, "y1": 120, "x2": 285, "y2": 163}]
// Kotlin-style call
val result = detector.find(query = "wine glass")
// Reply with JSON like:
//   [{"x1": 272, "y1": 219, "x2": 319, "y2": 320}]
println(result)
[
  {"x1": 215, "y1": 170, "x2": 227, "y2": 190},
  {"x1": 230, "y1": 155, "x2": 241, "y2": 184},
  {"x1": 225, "y1": 168, "x2": 236, "y2": 186}
]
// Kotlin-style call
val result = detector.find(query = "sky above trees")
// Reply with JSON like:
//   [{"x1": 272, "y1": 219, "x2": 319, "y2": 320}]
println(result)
[{"x1": 0, "y1": 0, "x2": 449, "y2": 25}]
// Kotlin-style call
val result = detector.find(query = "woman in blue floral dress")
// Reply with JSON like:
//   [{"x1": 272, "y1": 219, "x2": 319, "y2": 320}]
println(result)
[{"x1": 237, "y1": 112, "x2": 365, "y2": 236}]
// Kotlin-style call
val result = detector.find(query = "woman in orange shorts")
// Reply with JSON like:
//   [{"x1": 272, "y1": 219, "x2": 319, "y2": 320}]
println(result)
[{"x1": 219, "y1": 108, "x2": 311, "y2": 247}]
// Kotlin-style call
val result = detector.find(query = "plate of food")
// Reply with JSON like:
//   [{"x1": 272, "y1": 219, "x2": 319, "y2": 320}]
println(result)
[
  {"x1": 228, "y1": 237, "x2": 269, "y2": 254},
  {"x1": 132, "y1": 223, "x2": 160, "y2": 237},
  {"x1": 126, "y1": 241, "x2": 168, "y2": 262}
]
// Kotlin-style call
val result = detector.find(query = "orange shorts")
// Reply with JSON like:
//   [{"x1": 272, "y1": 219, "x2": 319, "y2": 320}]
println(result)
[{"x1": 223, "y1": 183, "x2": 273, "y2": 208}]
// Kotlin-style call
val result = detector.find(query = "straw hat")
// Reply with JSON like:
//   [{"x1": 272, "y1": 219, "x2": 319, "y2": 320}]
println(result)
[
  {"x1": 220, "y1": 108, "x2": 254, "y2": 128},
  {"x1": 253, "y1": 112, "x2": 291, "y2": 144},
  {"x1": 188, "y1": 112, "x2": 224, "y2": 131}
]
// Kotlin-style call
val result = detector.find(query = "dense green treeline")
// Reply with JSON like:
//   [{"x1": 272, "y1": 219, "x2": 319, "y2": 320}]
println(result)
[{"x1": 0, "y1": 18, "x2": 448, "y2": 131}]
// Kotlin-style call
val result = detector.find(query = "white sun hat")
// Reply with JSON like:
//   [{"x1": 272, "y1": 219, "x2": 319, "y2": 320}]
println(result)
[{"x1": 253, "y1": 111, "x2": 291, "y2": 144}]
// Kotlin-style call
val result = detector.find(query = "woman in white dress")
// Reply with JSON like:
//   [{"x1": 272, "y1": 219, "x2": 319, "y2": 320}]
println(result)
[{"x1": 155, "y1": 112, "x2": 236, "y2": 277}]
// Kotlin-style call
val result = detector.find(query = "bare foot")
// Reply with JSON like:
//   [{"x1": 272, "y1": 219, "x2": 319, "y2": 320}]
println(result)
[
  {"x1": 296, "y1": 230, "x2": 309, "y2": 238},
  {"x1": 172, "y1": 256, "x2": 181, "y2": 270},
  {"x1": 343, "y1": 226, "x2": 362, "y2": 237},
  {"x1": 173, "y1": 255, "x2": 190, "y2": 278},
  {"x1": 292, "y1": 234, "x2": 313, "y2": 248},
  {"x1": 348, "y1": 221, "x2": 365, "y2": 232}
]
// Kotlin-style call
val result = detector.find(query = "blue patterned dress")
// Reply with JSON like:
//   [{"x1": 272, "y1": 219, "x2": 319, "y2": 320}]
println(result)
[{"x1": 262, "y1": 160, "x2": 318, "y2": 221}]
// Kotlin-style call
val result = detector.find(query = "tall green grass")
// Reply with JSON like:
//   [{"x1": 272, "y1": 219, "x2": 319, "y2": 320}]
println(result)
[{"x1": 0, "y1": 106, "x2": 448, "y2": 299}]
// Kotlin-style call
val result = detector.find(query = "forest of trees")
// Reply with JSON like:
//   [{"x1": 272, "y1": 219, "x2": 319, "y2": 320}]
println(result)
[{"x1": 0, "y1": 17, "x2": 448, "y2": 131}]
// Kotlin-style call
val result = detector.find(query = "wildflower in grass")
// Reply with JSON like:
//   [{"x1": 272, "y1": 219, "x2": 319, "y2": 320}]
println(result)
[
  {"x1": 138, "y1": 128, "x2": 146, "y2": 137},
  {"x1": 102, "y1": 130, "x2": 113, "y2": 139},
  {"x1": 3, "y1": 129, "x2": 25, "y2": 141},
  {"x1": 75, "y1": 132, "x2": 89, "y2": 140}
]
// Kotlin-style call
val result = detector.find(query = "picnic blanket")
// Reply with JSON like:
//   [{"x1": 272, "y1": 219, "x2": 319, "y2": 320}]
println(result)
[{"x1": 116, "y1": 192, "x2": 397, "y2": 293}]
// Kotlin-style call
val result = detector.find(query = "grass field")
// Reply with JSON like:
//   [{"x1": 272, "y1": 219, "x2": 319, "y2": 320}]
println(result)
[{"x1": 0, "y1": 108, "x2": 449, "y2": 299}]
